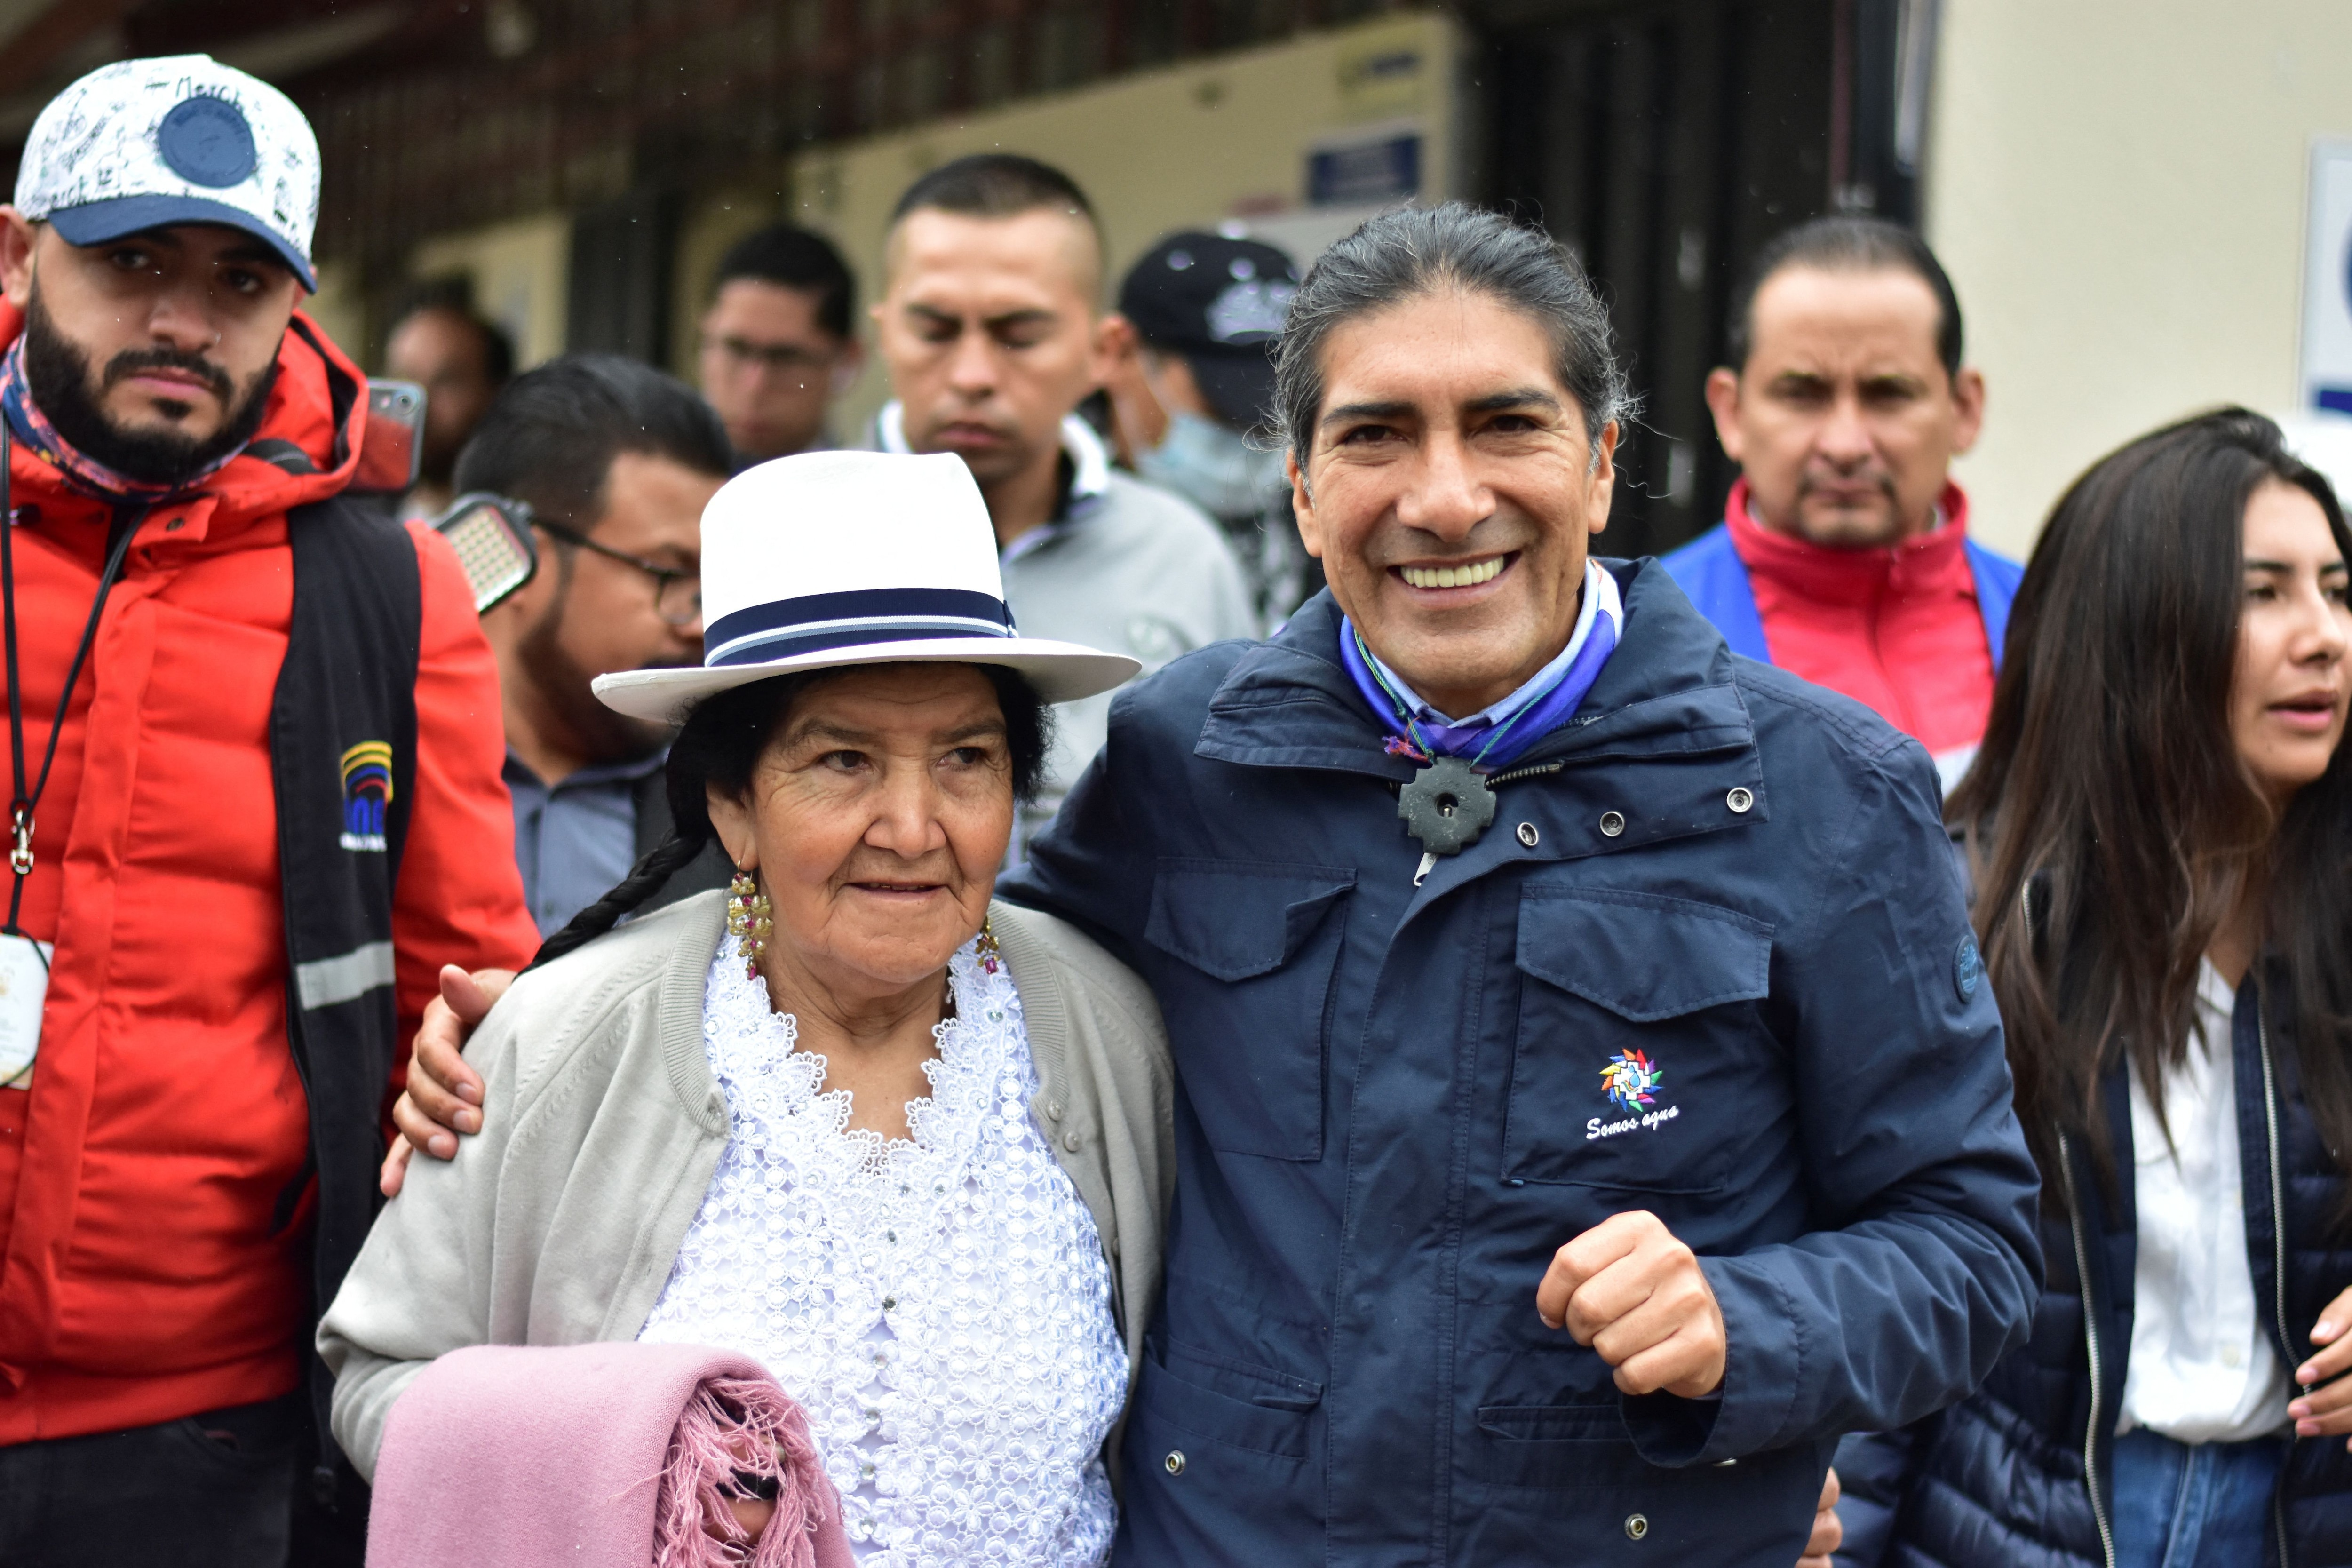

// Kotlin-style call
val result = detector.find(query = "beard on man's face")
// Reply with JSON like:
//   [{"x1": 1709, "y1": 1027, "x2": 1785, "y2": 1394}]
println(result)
[
  {"x1": 22, "y1": 285, "x2": 278, "y2": 487},
  {"x1": 517, "y1": 554, "x2": 690, "y2": 767}
]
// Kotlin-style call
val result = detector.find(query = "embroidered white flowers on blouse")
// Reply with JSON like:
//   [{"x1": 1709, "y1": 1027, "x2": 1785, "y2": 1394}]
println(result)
[{"x1": 639, "y1": 935, "x2": 1128, "y2": 1566}]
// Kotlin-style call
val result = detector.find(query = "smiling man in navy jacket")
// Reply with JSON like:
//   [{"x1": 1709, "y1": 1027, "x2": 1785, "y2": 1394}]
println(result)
[
  {"x1": 1001, "y1": 205, "x2": 2042, "y2": 1565},
  {"x1": 389, "y1": 202, "x2": 2043, "y2": 1567}
]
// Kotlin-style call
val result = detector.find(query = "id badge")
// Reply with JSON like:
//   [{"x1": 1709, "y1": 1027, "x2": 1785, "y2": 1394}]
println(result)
[{"x1": 0, "y1": 933, "x2": 52, "y2": 1090}]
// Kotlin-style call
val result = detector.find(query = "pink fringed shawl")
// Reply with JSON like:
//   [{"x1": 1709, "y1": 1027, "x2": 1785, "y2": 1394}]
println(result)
[{"x1": 366, "y1": 1342, "x2": 853, "y2": 1568}]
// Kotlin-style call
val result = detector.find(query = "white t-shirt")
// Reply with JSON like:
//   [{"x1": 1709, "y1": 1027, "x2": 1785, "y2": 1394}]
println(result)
[{"x1": 2116, "y1": 960, "x2": 2293, "y2": 1443}]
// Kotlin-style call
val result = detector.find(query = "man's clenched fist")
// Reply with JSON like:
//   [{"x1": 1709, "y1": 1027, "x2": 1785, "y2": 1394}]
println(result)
[{"x1": 1535, "y1": 1209, "x2": 1727, "y2": 1399}]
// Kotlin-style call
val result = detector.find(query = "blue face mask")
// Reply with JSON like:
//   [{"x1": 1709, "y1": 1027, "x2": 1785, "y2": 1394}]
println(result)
[{"x1": 1136, "y1": 410, "x2": 1286, "y2": 521}]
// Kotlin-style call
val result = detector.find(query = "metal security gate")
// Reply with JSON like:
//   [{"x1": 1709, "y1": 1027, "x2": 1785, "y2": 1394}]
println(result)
[{"x1": 1480, "y1": 0, "x2": 1931, "y2": 557}]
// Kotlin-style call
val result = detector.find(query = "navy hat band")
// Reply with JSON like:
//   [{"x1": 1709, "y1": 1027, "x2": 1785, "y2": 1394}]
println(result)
[{"x1": 705, "y1": 586, "x2": 1016, "y2": 668}]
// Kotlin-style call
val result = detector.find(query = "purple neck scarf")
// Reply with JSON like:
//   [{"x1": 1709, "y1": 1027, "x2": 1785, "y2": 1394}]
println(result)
[
  {"x1": 0, "y1": 337, "x2": 239, "y2": 503},
  {"x1": 1338, "y1": 566, "x2": 1621, "y2": 773}
]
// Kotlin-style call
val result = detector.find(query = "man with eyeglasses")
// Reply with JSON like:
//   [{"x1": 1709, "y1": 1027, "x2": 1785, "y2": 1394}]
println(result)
[
  {"x1": 697, "y1": 222, "x2": 863, "y2": 467},
  {"x1": 452, "y1": 354, "x2": 736, "y2": 933}
]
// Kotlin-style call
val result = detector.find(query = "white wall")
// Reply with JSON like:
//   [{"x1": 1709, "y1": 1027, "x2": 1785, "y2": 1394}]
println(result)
[{"x1": 1925, "y1": 0, "x2": 2352, "y2": 556}]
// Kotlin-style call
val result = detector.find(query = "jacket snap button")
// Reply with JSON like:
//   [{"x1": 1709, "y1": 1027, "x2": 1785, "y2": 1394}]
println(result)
[
  {"x1": 1164, "y1": 1449, "x2": 1186, "y2": 1476},
  {"x1": 1599, "y1": 811, "x2": 1626, "y2": 837},
  {"x1": 1063, "y1": 1130, "x2": 1082, "y2": 1152},
  {"x1": 1726, "y1": 787, "x2": 1754, "y2": 813},
  {"x1": 1515, "y1": 821, "x2": 1539, "y2": 848},
  {"x1": 1045, "y1": 1099, "x2": 1064, "y2": 1121},
  {"x1": 1624, "y1": 1512, "x2": 1649, "y2": 1540}
]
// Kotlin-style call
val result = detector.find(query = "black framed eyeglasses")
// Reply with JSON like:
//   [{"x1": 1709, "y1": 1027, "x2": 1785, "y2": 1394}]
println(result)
[
  {"x1": 533, "y1": 517, "x2": 702, "y2": 627},
  {"x1": 701, "y1": 333, "x2": 833, "y2": 378}
]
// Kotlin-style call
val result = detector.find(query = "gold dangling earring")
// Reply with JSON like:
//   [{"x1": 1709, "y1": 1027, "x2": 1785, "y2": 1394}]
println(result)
[{"x1": 726, "y1": 868, "x2": 771, "y2": 979}]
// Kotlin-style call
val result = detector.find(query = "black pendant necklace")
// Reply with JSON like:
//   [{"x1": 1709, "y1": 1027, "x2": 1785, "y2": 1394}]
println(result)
[
  {"x1": 1398, "y1": 754, "x2": 1496, "y2": 856},
  {"x1": 1356, "y1": 630, "x2": 1501, "y2": 884}
]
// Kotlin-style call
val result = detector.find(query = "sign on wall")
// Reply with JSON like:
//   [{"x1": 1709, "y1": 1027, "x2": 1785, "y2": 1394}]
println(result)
[
  {"x1": 2301, "y1": 141, "x2": 2352, "y2": 417},
  {"x1": 1306, "y1": 118, "x2": 1423, "y2": 209}
]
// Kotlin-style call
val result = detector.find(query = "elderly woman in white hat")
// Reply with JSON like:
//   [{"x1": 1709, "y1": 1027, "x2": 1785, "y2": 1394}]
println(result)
[{"x1": 318, "y1": 451, "x2": 1172, "y2": 1566}]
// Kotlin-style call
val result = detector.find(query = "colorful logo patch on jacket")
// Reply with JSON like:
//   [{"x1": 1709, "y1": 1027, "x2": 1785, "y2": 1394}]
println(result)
[
  {"x1": 339, "y1": 740, "x2": 393, "y2": 852},
  {"x1": 1599, "y1": 1049, "x2": 1662, "y2": 1112}
]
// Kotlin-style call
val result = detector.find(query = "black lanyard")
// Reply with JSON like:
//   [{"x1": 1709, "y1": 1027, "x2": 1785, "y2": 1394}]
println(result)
[{"x1": 0, "y1": 416, "x2": 140, "y2": 945}]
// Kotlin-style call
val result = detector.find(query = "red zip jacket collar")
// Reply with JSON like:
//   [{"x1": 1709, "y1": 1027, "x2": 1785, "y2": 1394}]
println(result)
[
  {"x1": 1721, "y1": 477, "x2": 1995, "y2": 756},
  {"x1": 1724, "y1": 477, "x2": 1976, "y2": 605}
]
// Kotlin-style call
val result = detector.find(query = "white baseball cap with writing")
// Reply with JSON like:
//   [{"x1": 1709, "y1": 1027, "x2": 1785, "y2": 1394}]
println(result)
[{"x1": 14, "y1": 55, "x2": 320, "y2": 291}]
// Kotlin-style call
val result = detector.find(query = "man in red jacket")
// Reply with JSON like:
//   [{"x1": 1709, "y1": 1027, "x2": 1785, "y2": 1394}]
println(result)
[
  {"x1": 1664, "y1": 216, "x2": 2019, "y2": 792},
  {"x1": 0, "y1": 56, "x2": 538, "y2": 1568}
]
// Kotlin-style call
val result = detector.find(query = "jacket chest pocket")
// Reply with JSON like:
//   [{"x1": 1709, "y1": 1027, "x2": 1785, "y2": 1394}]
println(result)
[
  {"x1": 1144, "y1": 860, "x2": 1354, "y2": 1161},
  {"x1": 1504, "y1": 888, "x2": 1773, "y2": 1193}
]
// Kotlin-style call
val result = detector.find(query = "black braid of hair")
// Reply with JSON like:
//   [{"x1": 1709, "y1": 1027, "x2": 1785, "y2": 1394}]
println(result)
[
  {"x1": 527, "y1": 834, "x2": 707, "y2": 970},
  {"x1": 525, "y1": 665, "x2": 1052, "y2": 972}
]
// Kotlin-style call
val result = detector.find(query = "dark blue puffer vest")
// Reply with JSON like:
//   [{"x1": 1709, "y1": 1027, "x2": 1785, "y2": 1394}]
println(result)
[{"x1": 1835, "y1": 960, "x2": 2352, "y2": 1568}]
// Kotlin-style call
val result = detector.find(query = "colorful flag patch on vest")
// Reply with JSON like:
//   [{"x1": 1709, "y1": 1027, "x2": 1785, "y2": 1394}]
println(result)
[{"x1": 339, "y1": 740, "x2": 393, "y2": 852}]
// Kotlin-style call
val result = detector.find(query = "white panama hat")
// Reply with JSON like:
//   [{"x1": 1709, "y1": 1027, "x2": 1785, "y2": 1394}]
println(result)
[{"x1": 593, "y1": 449, "x2": 1141, "y2": 723}]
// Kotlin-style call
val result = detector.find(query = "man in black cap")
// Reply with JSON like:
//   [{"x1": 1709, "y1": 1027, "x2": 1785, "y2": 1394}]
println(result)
[{"x1": 1105, "y1": 230, "x2": 1316, "y2": 623}]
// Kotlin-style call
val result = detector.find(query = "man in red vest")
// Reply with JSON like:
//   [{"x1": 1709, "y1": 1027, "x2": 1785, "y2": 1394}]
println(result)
[
  {"x1": 0, "y1": 55, "x2": 537, "y2": 1566},
  {"x1": 1665, "y1": 216, "x2": 2018, "y2": 791}
]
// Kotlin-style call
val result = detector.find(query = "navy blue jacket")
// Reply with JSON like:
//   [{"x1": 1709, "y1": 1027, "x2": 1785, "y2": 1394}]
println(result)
[
  {"x1": 1002, "y1": 560, "x2": 2043, "y2": 1567},
  {"x1": 1660, "y1": 520, "x2": 2024, "y2": 669},
  {"x1": 1835, "y1": 971, "x2": 2352, "y2": 1568}
]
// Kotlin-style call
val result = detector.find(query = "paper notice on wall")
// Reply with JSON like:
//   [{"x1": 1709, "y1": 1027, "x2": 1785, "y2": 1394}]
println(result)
[{"x1": 2301, "y1": 142, "x2": 2352, "y2": 418}]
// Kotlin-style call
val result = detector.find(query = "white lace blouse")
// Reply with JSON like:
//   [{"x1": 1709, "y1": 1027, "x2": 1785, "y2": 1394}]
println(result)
[{"x1": 638, "y1": 934, "x2": 1129, "y2": 1564}]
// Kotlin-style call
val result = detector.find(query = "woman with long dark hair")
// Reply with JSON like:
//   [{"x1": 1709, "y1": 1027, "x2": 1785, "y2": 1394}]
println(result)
[{"x1": 1834, "y1": 407, "x2": 2352, "y2": 1566}]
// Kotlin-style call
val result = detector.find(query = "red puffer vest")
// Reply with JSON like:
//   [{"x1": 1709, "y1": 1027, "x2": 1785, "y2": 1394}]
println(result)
[{"x1": 0, "y1": 302, "x2": 538, "y2": 1444}]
